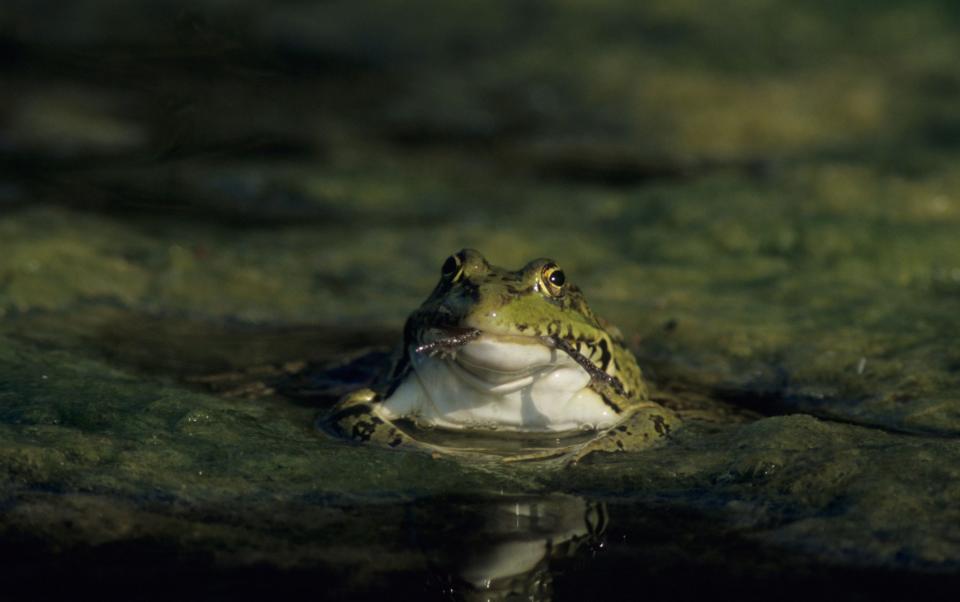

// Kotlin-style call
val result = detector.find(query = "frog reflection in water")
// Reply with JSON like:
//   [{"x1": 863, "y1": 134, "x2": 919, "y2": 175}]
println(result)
[
  {"x1": 415, "y1": 493, "x2": 607, "y2": 600},
  {"x1": 326, "y1": 249, "x2": 678, "y2": 462}
]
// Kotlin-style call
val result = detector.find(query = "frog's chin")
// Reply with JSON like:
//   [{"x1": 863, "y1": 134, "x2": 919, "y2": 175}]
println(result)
[{"x1": 380, "y1": 332, "x2": 619, "y2": 432}]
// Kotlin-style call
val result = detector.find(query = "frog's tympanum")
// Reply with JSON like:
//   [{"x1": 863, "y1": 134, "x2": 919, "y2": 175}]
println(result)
[{"x1": 325, "y1": 249, "x2": 678, "y2": 463}]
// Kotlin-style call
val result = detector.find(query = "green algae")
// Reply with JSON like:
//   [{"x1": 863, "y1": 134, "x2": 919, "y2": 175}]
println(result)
[
  {"x1": 3, "y1": 159, "x2": 960, "y2": 588},
  {"x1": 563, "y1": 416, "x2": 960, "y2": 569}
]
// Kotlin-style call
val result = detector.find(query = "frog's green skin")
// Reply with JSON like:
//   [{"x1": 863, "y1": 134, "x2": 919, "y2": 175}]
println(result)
[{"x1": 325, "y1": 249, "x2": 678, "y2": 463}]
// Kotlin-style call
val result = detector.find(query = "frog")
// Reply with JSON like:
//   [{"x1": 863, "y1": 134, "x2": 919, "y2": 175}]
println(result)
[{"x1": 323, "y1": 249, "x2": 679, "y2": 463}]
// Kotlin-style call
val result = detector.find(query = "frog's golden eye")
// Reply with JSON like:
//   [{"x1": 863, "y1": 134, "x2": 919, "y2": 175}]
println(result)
[
  {"x1": 441, "y1": 253, "x2": 463, "y2": 281},
  {"x1": 541, "y1": 264, "x2": 566, "y2": 296}
]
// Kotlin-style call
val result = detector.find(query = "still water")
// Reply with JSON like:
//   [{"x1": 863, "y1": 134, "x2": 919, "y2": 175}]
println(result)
[{"x1": 2, "y1": 1, "x2": 960, "y2": 599}]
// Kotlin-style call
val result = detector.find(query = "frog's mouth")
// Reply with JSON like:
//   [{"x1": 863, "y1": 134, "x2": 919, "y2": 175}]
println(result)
[
  {"x1": 385, "y1": 327, "x2": 621, "y2": 431},
  {"x1": 417, "y1": 327, "x2": 560, "y2": 384},
  {"x1": 416, "y1": 327, "x2": 624, "y2": 396}
]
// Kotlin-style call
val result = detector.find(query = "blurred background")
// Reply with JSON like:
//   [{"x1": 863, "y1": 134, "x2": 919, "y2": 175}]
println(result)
[{"x1": 2, "y1": 1, "x2": 960, "y2": 600}]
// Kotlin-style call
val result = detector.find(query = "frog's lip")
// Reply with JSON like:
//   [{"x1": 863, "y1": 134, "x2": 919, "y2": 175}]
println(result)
[
  {"x1": 418, "y1": 327, "x2": 553, "y2": 350},
  {"x1": 415, "y1": 328, "x2": 571, "y2": 388}
]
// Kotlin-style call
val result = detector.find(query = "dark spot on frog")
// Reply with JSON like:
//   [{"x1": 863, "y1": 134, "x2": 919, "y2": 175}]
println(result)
[
  {"x1": 663, "y1": 318, "x2": 678, "y2": 332},
  {"x1": 387, "y1": 427, "x2": 404, "y2": 447},
  {"x1": 516, "y1": 323, "x2": 528, "y2": 332},
  {"x1": 351, "y1": 415, "x2": 384, "y2": 441},
  {"x1": 598, "y1": 338, "x2": 612, "y2": 372},
  {"x1": 649, "y1": 413, "x2": 670, "y2": 436},
  {"x1": 598, "y1": 392, "x2": 622, "y2": 412},
  {"x1": 460, "y1": 281, "x2": 481, "y2": 302}
]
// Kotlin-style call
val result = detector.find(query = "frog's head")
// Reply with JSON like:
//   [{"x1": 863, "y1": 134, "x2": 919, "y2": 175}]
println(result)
[
  {"x1": 406, "y1": 248, "x2": 630, "y2": 388},
  {"x1": 409, "y1": 248, "x2": 606, "y2": 343},
  {"x1": 383, "y1": 249, "x2": 642, "y2": 431}
]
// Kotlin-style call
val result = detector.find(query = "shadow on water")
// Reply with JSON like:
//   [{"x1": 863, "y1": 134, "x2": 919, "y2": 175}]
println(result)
[
  {"x1": 2, "y1": 303, "x2": 393, "y2": 379},
  {"x1": 3, "y1": 492, "x2": 959, "y2": 602}
]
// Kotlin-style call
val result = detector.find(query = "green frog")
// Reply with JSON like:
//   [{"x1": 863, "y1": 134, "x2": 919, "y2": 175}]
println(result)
[{"x1": 324, "y1": 249, "x2": 678, "y2": 463}]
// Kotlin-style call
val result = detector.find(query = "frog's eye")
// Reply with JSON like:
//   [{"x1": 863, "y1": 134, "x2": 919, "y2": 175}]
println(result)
[
  {"x1": 541, "y1": 264, "x2": 566, "y2": 296},
  {"x1": 441, "y1": 253, "x2": 463, "y2": 281}
]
